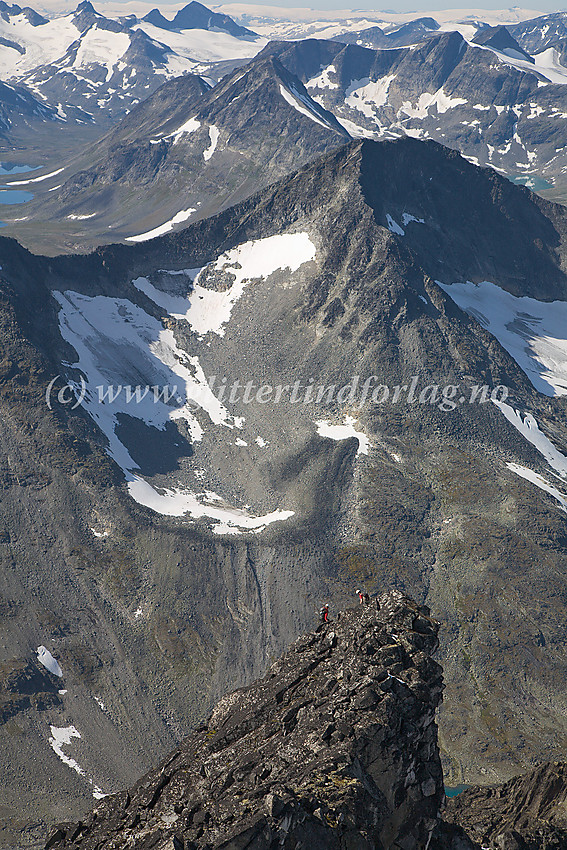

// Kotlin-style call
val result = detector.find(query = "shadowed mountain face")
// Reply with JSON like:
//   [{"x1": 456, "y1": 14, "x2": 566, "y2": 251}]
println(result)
[
  {"x1": 472, "y1": 24, "x2": 534, "y2": 63},
  {"x1": 0, "y1": 137, "x2": 567, "y2": 846}
]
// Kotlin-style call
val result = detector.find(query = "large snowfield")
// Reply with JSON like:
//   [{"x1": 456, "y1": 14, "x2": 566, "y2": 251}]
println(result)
[{"x1": 53, "y1": 233, "x2": 317, "y2": 532}]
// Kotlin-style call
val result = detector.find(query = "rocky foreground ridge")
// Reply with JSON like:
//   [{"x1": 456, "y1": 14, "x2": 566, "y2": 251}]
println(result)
[
  {"x1": 44, "y1": 591, "x2": 463, "y2": 850},
  {"x1": 39, "y1": 590, "x2": 567, "y2": 849}
]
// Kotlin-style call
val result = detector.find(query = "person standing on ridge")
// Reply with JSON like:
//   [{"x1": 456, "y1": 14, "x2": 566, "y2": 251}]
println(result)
[{"x1": 320, "y1": 604, "x2": 329, "y2": 623}]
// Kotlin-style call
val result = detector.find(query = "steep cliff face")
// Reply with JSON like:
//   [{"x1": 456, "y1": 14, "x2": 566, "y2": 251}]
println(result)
[{"x1": 43, "y1": 592, "x2": 451, "y2": 850}]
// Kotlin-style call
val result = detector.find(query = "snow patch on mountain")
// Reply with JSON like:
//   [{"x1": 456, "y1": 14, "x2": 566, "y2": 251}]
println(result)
[
  {"x1": 345, "y1": 75, "x2": 396, "y2": 118},
  {"x1": 386, "y1": 214, "x2": 404, "y2": 235},
  {"x1": 316, "y1": 416, "x2": 370, "y2": 456},
  {"x1": 167, "y1": 115, "x2": 201, "y2": 144},
  {"x1": 0, "y1": 14, "x2": 80, "y2": 76},
  {"x1": 127, "y1": 475, "x2": 293, "y2": 532},
  {"x1": 137, "y1": 233, "x2": 317, "y2": 337},
  {"x1": 53, "y1": 276, "x2": 299, "y2": 532},
  {"x1": 49, "y1": 725, "x2": 82, "y2": 773},
  {"x1": 493, "y1": 401, "x2": 567, "y2": 478},
  {"x1": 306, "y1": 63, "x2": 339, "y2": 91},
  {"x1": 336, "y1": 116, "x2": 376, "y2": 138},
  {"x1": 125, "y1": 208, "x2": 197, "y2": 241},
  {"x1": 203, "y1": 124, "x2": 219, "y2": 160},
  {"x1": 438, "y1": 280, "x2": 567, "y2": 397},
  {"x1": 399, "y1": 88, "x2": 468, "y2": 119},
  {"x1": 37, "y1": 646, "x2": 63, "y2": 677},
  {"x1": 49, "y1": 725, "x2": 106, "y2": 799},
  {"x1": 53, "y1": 289, "x2": 236, "y2": 461},
  {"x1": 73, "y1": 27, "x2": 130, "y2": 82}
]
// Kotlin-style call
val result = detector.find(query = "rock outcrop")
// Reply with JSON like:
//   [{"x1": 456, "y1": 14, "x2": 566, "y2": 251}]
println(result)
[
  {"x1": 44, "y1": 591, "x2": 449, "y2": 850},
  {"x1": 444, "y1": 762, "x2": 567, "y2": 849}
]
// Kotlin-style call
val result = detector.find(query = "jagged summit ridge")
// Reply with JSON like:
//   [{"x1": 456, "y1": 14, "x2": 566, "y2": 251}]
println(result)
[{"x1": 45, "y1": 592, "x2": 447, "y2": 849}]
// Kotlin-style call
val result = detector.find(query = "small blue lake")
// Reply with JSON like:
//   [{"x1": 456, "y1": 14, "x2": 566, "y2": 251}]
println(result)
[
  {"x1": 445, "y1": 784, "x2": 470, "y2": 798},
  {"x1": 0, "y1": 163, "x2": 37, "y2": 223},
  {"x1": 0, "y1": 189, "x2": 33, "y2": 204},
  {"x1": 509, "y1": 174, "x2": 552, "y2": 193}
]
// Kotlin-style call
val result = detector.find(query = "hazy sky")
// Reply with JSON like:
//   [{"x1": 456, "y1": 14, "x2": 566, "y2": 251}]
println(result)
[
  {"x1": 217, "y1": 1, "x2": 561, "y2": 7},
  {"x1": 34, "y1": 1, "x2": 564, "y2": 18}
]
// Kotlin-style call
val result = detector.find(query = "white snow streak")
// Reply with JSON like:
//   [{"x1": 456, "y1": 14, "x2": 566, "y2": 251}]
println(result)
[
  {"x1": 127, "y1": 475, "x2": 293, "y2": 531},
  {"x1": 4, "y1": 167, "x2": 64, "y2": 186},
  {"x1": 316, "y1": 416, "x2": 370, "y2": 456},
  {"x1": 126, "y1": 208, "x2": 196, "y2": 242},
  {"x1": 493, "y1": 401, "x2": 567, "y2": 478},
  {"x1": 507, "y1": 463, "x2": 567, "y2": 512},
  {"x1": 203, "y1": 124, "x2": 219, "y2": 161},
  {"x1": 279, "y1": 83, "x2": 334, "y2": 129},
  {"x1": 386, "y1": 214, "x2": 404, "y2": 235},
  {"x1": 49, "y1": 725, "x2": 106, "y2": 799},
  {"x1": 167, "y1": 116, "x2": 201, "y2": 144}
]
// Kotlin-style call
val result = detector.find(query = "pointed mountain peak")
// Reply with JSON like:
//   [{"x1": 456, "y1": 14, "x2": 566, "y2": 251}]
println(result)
[
  {"x1": 473, "y1": 24, "x2": 534, "y2": 63},
  {"x1": 74, "y1": 0, "x2": 96, "y2": 13},
  {"x1": 143, "y1": 1, "x2": 256, "y2": 37},
  {"x1": 142, "y1": 7, "x2": 171, "y2": 29}
]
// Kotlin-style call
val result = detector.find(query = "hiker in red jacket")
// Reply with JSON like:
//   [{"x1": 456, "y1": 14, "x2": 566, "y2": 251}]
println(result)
[
  {"x1": 357, "y1": 590, "x2": 370, "y2": 605},
  {"x1": 320, "y1": 604, "x2": 329, "y2": 623}
]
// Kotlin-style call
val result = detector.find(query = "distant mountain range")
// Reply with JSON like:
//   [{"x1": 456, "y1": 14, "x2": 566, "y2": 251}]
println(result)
[
  {"x1": 142, "y1": 1, "x2": 256, "y2": 38},
  {"x1": 9, "y1": 12, "x2": 567, "y2": 253},
  {"x1": 4, "y1": 53, "x2": 348, "y2": 253},
  {"x1": 2, "y1": 3, "x2": 567, "y2": 198},
  {"x1": 0, "y1": 1, "x2": 266, "y2": 129}
]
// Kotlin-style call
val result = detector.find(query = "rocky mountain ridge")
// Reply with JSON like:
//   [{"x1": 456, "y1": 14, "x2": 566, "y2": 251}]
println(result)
[
  {"x1": 39, "y1": 594, "x2": 567, "y2": 850},
  {"x1": 43, "y1": 592, "x2": 454, "y2": 850}
]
